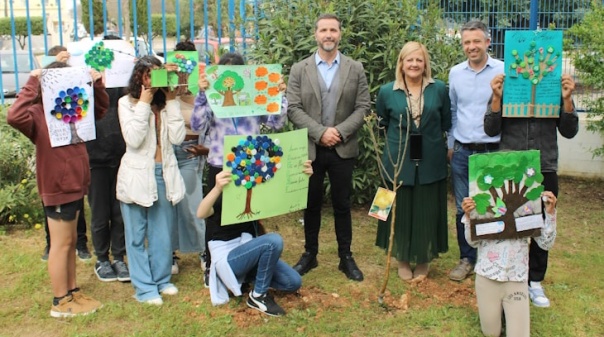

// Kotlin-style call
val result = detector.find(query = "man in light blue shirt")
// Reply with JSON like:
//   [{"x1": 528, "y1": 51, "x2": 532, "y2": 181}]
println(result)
[{"x1": 447, "y1": 21, "x2": 504, "y2": 282}]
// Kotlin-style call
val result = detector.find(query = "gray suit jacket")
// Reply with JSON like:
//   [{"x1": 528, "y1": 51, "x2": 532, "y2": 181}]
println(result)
[{"x1": 287, "y1": 53, "x2": 370, "y2": 160}]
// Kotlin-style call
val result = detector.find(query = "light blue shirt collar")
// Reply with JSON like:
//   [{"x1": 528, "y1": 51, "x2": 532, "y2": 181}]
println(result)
[{"x1": 315, "y1": 52, "x2": 341, "y2": 89}]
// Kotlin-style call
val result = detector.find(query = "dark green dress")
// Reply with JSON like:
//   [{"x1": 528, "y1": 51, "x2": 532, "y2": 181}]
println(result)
[{"x1": 374, "y1": 79, "x2": 451, "y2": 264}]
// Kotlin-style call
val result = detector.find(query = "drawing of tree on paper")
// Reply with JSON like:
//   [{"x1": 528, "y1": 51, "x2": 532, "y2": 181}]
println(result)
[
  {"x1": 205, "y1": 64, "x2": 283, "y2": 118},
  {"x1": 225, "y1": 135, "x2": 283, "y2": 219},
  {"x1": 214, "y1": 70, "x2": 245, "y2": 107},
  {"x1": 469, "y1": 150, "x2": 544, "y2": 240},
  {"x1": 41, "y1": 67, "x2": 96, "y2": 147},
  {"x1": 503, "y1": 30, "x2": 562, "y2": 118}
]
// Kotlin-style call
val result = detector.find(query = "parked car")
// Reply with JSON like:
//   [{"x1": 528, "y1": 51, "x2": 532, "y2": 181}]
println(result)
[
  {"x1": 193, "y1": 37, "x2": 255, "y2": 65},
  {"x1": 0, "y1": 50, "x2": 41, "y2": 98},
  {"x1": 129, "y1": 37, "x2": 165, "y2": 63}
]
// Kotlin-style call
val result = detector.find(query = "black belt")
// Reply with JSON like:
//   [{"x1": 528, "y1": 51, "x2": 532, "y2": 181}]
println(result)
[{"x1": 458, "y1": 141, "x2": 499, "y2": 151}]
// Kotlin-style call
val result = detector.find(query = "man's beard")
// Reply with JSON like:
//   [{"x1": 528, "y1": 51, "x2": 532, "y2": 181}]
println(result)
[{"x1": 319, "y1": 40, "x2": 338, "y2": 52}]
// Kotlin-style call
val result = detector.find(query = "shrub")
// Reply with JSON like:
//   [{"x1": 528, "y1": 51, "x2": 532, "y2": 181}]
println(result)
[
  {"x1": 0, "y1": 106, "x2": 44, "y2": 228},
  {"x1": 248, "y1": 0, "x2": 465, "y2": 204},
  {"x1": 567, "y1": 0, "x2": 604, "y2": 157}
]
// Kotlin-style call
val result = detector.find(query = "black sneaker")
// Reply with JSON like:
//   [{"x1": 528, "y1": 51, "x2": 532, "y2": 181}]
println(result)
[
  {"x1": 203, "y1": 268, "x2": 210, "y2": 289},
  {"x1": 94, "y1": 261, "x2": 117, "y2": 282},
  {"x1": 171, "y1": 255, "x2": 179, "y2": 275},
  {"x1": 112, "y1": 260, "x2": 131, "y2": 282},
  {"x1": 41, "y1": 245, "x2": 50, "y2": 261},
  {"x1": 76, "y1": 247, "x2": 92, "y2": 261},
  {"x1": 246, "y1": 292, "x2": 286, "y2": 317}
]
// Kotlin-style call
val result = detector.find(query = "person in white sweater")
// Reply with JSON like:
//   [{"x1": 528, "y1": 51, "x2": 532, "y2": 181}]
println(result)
[{"x1": 117, "y1": 56, "x2": 186, "y2": 305}]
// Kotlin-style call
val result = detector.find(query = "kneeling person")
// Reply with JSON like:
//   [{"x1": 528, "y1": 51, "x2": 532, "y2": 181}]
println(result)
[{"x1": 197, "y1": 163, "x2": 312, "y2": 316}]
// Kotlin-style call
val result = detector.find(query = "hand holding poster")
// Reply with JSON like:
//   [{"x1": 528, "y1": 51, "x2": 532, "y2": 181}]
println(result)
[
  {"x1": 221, "y1": 129, "x2": 309, "y2": 225},
  {"x1": 468, "y1": 150, "x2": 544, "y2": 240}
]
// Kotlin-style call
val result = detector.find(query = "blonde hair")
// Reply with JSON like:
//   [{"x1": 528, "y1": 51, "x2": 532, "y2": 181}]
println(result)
[{"x1": 395, "y1": 41, "x2": 432, "y2": 84}]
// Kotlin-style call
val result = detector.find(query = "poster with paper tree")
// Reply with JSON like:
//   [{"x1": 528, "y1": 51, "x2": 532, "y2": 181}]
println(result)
[
  {"x1": 41, "y1": 67, "x2": 96, "y2": 147},
  {"x1": 503, "y1": 30, "x2": 562, "y2": 118},
  {"x1": 205, "y1": 64, "x2": 282, "y2": 118},
  {"x1": 66, "y1": 39, "x2": 136, "y2": 88},
  {"x1": 165, "y1": 51, "x2": 199, "y2": 94},
  {"x1": 221, "y1": 129, "x2": 309, "y2": 225},
  {"x1": 468, "y1": 150, "x2": 544, "y2": 240}
]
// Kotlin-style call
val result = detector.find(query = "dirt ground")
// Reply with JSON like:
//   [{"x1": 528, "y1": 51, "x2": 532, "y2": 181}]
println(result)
[{"x1": 205, "y1": 175, "x2": 604, "y2": 327}]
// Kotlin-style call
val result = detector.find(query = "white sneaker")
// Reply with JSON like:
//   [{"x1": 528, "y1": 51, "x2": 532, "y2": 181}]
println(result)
[
  {"x1": 528, "y1": 285, "x2": 550, "y2": 307},
  {"x1": 160, "y1": 285, "x2": 179, "y2": 296},
  {"x1": 143, "y1": 298, "x2": 163, "y2": 306}
]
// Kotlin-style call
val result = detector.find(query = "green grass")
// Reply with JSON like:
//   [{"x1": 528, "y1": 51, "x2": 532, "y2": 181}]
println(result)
[{"x1": 0, "y1": 176, "x2": 602, "y2": 337}]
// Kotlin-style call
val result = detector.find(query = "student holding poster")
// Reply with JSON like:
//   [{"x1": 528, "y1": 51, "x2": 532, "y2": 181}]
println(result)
[
  {"x1": 196, "y1": 161, "x2": 313, "y2": 316},
  {"x1": 7, "y1": 62, "x2": 108, "y2": 317},
  {"x1": 484, "y1": 72, "x2": 578, "y2": 308},
  {"x1": 462, "y1": 192, "x2": 558, "y2": 337},
  {"x1": 117, "y1": 56, "x2": 185, "y2": 305},
  {"x1": 190, "y1": 52, "x2": 287, "y2": 285},
  {"x1": 165, "y1": 40, "x2": 207, "y2": 276}
]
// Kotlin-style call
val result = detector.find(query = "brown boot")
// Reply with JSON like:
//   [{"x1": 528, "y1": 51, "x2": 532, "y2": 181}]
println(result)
[{"x1": 398, "y1": 261, "x2": 412, "y2": 281}]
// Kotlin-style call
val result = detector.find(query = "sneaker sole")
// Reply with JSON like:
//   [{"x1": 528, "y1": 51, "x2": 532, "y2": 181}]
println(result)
[
  {"x1": 50, "y1": 308, "x2": 96, "y2": 318},
  {"x1": 448, "y1": 270, "x2": 474, "y2": 282},
  {"x1": 246, "y1": 300, "x2": 282, "y2": 317},
  {"x1": 117, "y1": 276, "x2": 131, "y2": 282}
]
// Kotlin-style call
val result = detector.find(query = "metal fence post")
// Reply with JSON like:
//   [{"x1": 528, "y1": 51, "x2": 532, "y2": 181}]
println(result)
[{"x1": 529, "y1": 0, "x2": 538, "y2": 30}]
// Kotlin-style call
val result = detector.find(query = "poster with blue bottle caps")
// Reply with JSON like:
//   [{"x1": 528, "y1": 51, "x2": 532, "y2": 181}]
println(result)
[
  {"x1": 220, "y1": 129, "x2": 309, "y2": 225},
  {"x1": 503, "y1": 30, "x2": 563, "y2": 118},
  {"x1": 40, "y1": 66, "x2": 96, "y2": 147}
]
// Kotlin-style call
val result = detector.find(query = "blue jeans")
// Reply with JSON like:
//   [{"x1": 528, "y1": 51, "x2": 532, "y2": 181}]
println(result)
[
  {"x1": 172, "y1": 140, "x2": 205, "y2": 253},
  {"x1": 121, "y1": 164, "x2": 175, "y2": 302},
  {"x1": 450, "y1": 141, "x2": 499, "y2": 264},
  {"x1": 227, "y1": 233, "x2": 301, "y2": 295}
]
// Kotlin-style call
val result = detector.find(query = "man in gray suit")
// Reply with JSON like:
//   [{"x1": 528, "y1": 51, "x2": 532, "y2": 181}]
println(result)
[{"x1": 287, "y1": 13, "x2": 370, "y2": 282}]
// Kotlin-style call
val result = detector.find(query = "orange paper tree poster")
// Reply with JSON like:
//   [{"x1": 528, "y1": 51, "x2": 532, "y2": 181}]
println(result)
[{"x1": 205, "y1": 64, "x2": 283, "y2": 118}]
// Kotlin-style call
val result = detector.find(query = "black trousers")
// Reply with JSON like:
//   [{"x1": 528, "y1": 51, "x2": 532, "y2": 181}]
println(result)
[
  {"x1": 204, "y1": 165, "x2": 222, "y2": 269},
  {"x1": 529, "y1": 171, "x2": 558, "y2": 282},
  {"x1": 88, "y1": 166, "x2": 126, "y2": 261},
  {"x1": 304, "y1": 147, "x2": 355, "y2": 258},
  {"x1": 44, "y1": 202, "x2": 87, "y2": 249}
]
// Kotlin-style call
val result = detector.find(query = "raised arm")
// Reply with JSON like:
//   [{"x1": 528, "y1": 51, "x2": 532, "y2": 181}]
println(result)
[
  {"x1": 484, "y1": 74, "x2": 504, "y2": 137},
  {"x1": 197, "y1": 170, "x2": 232, "y2": 219}
]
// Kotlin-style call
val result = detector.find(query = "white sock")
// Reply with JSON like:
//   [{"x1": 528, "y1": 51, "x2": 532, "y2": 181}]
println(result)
[
  {"x1": 530, "y1": 281, "x2": 542, "y2": 289},
  {"x1": 252, "y1": 291, "x2": 263, "y2": 298}
]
